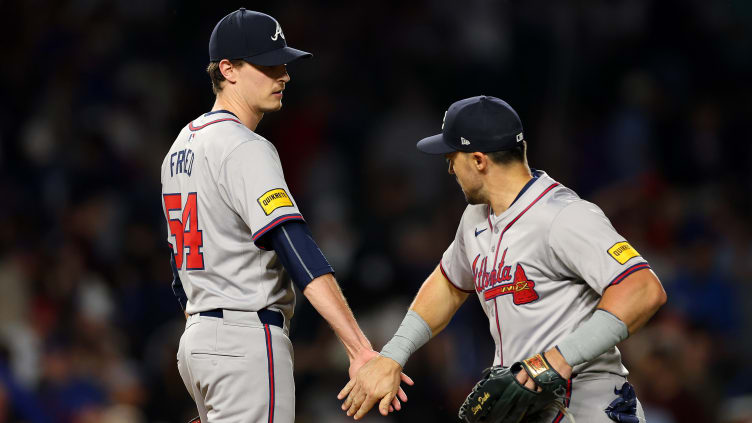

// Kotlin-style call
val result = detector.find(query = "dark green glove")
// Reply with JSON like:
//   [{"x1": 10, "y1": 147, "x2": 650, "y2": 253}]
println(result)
[{"x1": 458, "y1": 353, "x2": 568, "y2": 423}]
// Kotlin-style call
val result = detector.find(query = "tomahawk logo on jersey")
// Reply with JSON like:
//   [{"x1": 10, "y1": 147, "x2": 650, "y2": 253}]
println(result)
[
  {"x1": 472, "y1": 248, "x2": 540, "y2": 305},
  {"x1": 440, "y1": 171, "x2": 650, "y2": 373}
]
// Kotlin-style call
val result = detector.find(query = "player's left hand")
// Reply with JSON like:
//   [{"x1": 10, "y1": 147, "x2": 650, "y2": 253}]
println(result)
[
  {"x1": 339, "y1": 355, "x2": 414, "y2": 420},
  {"x1": 515, "y1": 348, "x2": 573, "y2": 389},
  {"x1": 348, "y1": 350, "x2": 399, "y2": 413}
]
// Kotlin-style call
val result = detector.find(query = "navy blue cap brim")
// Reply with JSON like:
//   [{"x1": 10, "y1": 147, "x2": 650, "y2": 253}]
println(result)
[
  {"x1": 417, "y1": 133, "x2": 457, "y2": 154},
  {"x1": 243, "y1": 46, "x2": 312, "y2": 66}
]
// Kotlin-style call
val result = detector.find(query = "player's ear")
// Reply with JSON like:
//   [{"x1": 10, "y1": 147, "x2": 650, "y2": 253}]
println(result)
[
  {"x1": 218, "y1": 59, "x2": 239, "y2": 84},
  {"x1": 472, "y1": 152, "x2": 487, "y2": 171}
]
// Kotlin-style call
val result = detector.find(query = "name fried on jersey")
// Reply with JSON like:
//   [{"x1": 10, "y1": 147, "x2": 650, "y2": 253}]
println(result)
[{"x1": 472, "y1": 248, "x2": 540, "y2": 305}]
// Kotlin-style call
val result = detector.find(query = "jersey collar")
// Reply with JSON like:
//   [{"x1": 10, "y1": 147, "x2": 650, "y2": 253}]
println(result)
[
  {"x1": 489, "y1": 169, "x2": 547, "y2": 221},
  {"x1": 204, "y1": 109, "x2": 239, "y2": 118},
  {"x1": 510, "y1": 169, "x2": 541, "y2": 207}
]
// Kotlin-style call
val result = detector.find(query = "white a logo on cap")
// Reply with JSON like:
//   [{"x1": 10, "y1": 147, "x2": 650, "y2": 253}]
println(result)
[
  {"x1": 441, "y1": 111, "x2": 448, "y2": 130},
  {"x1": 461, "y1": 137, "x2": 471, "y2": 145},
  {"x1": 516, "y1": 132, "x2": 524, "y2": 142},
  {"x1": 271, "y1": 21, "x2": 285, "y2": 41}
]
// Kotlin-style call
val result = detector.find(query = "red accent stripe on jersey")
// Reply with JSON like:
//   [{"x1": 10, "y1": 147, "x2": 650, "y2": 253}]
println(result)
[
  {"x1": 486, "y1": 182, "x2": 559, "y2": 363},
  {"x1": 188, "y1": 117, "x2": 242, "y2": 131},
  {"x1": 440, "y1": 261, "x2": 474, "y2": 293},
  {"x1": 264, "y1": 324, "x2": 275, "y2": 423},
  {"x1": 551, "y1": 379, "x2": 572, "y2": 423},
  {"x1": 608, "y1": 262, "x2": 651, "y2": 287},
  {"x1": 489, "y1": 183, "x2": 560, "y2": 270},
  {"x1": 494, "y1": 299, "x2": 503, "y2": 364},
  {"x1": 252, "y1": 214, "x2": 305, "y2": 242}
]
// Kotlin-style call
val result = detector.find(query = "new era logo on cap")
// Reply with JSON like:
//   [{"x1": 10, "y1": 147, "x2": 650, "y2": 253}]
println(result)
[{"x1": 417, "y1": 96, "x2": 524, "y2": 155}]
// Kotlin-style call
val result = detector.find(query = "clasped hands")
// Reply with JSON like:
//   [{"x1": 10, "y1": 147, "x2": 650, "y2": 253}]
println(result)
[
  {"x1": 339, "y1": 348, "x2": 572, "y2": 420},
  {"x1": 339, "y1": 353, "x2": 413, "y2": 420}
]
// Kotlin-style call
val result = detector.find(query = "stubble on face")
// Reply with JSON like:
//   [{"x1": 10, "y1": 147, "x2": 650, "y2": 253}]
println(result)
[
  {"x1": 451, "y1": 153, "x2": 485, "y2": 205},
  {"x1": 462, "y1": 187, "x2": 484, "y2": 205}
]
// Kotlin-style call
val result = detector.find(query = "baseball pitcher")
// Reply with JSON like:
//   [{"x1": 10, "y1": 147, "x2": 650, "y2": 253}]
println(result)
[{"x1": 161, "y1": 9, "x2": 411, "y2": 422}]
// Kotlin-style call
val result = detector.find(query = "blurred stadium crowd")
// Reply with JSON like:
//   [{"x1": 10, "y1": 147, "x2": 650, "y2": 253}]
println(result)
[{"x1": 1, "y1": 1, "x2": 752, "y2": 422}]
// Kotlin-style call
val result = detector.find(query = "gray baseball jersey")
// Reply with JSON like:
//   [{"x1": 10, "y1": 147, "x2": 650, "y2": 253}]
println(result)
[
  {"x1": 161, "y1": 110, "x2": 303, "y2": 320},
  {"x1": 440, "y1": 170, "x2": 649, "y2": 377}
]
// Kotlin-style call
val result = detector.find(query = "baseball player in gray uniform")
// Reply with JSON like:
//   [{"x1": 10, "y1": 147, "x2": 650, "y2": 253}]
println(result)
[
  {"x1": 339, "y1": 96, "x2": 667, "y2": 422},
  {"x1": 161, "y1": 9, "x2": 411, "y2": 423}
]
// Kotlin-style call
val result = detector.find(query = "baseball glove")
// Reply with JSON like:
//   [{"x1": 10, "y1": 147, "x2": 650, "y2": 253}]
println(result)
[{"x1": 458, "y1": 353, "x2": 571, "y2": 423}]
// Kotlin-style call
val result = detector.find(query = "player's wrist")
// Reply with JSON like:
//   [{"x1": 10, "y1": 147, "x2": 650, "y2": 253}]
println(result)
[
  {"x1": 379, "y1": 310, "x2": 432, "y2": 368},
  {"x1": 346, "y1": 340, "x2": 375, "y2": 360},
  {"x1": 376, "y1": 353, "x2": 404, "y2": 371},
  {"x1": 544, "y1": 348, "x2": 573, "y2": 379}
]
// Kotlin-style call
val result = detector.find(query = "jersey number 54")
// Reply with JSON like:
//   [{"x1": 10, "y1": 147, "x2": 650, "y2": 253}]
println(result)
[{"x1": 163, "y1": 192, "x2": 204, "y2": 270}]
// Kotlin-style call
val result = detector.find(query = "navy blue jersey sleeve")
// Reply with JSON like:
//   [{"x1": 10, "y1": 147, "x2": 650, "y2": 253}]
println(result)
[
  {"x1": 169, "y1": 250, "x2": 188, "y2": 311},
  {"x1": 264, "y1": 220, "x2": 334, "y2": 291}
]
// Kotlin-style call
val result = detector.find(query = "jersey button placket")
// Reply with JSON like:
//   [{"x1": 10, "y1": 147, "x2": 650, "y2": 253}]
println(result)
[{"x1": 488, "y1": 222, "x2": 504, "y2": 364}]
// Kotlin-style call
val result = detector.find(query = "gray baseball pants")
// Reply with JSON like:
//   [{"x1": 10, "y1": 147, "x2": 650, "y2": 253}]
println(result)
[{"x1": 177, "y1": 310, "x2": 294, "y2": 423}]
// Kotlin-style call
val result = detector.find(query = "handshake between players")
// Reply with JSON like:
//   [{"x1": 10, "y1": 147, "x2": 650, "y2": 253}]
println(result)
[{"x1": 165, "y1": 8, "x2": 664, "y2": 422}]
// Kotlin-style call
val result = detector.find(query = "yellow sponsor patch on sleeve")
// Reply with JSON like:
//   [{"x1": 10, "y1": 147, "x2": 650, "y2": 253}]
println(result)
[
  {"x1": 608, "y1": 241, "x2": 640, "y2": 265},
  {"x1": 257, "y1": 188, "x2": 293, "y2": 215}
]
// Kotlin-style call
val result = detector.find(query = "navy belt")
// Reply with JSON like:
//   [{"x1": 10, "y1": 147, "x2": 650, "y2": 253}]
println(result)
[{"x1": 199, "y1": 309, "x2": 284, "y2": 329}]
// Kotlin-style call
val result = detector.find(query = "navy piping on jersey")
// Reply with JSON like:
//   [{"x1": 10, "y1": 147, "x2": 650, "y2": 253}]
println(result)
[
  {"x1": 440, "y1": 261, "x2": 474, "y2": 293},
  {"x1": 252, "y1": 213, "x2": 305, "y2": 243},
  {"x1": 204, "y1": 109, "x2": 238, "y2": 118},
  {"x1": 608, "y1": 262, "x2": 650, "y2": 287}
]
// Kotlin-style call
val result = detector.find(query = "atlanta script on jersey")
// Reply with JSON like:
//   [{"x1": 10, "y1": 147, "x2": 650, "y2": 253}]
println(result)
[{"x1": 440, "y1": 171, "x2": 649, "y2": 376}]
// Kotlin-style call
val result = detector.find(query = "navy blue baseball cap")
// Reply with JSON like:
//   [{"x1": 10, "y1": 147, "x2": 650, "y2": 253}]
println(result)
[
  {"x1": 209, "y1": 8, "x2": 312, "y2": 66},
  {"x1": 417, "y1": 96, "x2": 524, "y2": 154}
]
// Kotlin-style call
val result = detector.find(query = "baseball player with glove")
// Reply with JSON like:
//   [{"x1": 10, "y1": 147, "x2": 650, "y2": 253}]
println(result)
[
  {"x1": 338, "y1": 96, "x2": 666, "y2": 422},
  {"x1": 161, "y1": 9, "x2": 411, "y2": 422}
]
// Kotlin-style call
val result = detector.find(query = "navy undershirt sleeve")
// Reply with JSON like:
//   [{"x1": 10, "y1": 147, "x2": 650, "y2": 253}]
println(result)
[
  {"x1": 169, "y1": 249, "x2": 188, "y2": 311},
  {"x1": 265, "y1": 220, "x2": 334, "y2": 291}
]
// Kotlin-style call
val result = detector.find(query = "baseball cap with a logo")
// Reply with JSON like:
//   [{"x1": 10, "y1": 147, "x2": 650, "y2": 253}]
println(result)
[
  {"x1": 417, "y1": 96, "x2": 524, "y2": 154},
  {"x1": 209, "y1": 8, "x2": 312, "y2": 66}
]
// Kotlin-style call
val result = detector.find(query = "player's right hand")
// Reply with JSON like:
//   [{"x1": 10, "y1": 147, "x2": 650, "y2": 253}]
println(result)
[
  {"x1": 347, "y1": 349, "x2": 412, "y2": 414},
  {"x1": 338, "y1": 355, "x2": 414, "y2": 420}
]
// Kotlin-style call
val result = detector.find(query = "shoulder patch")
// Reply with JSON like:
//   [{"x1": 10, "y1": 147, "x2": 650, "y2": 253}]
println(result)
[
  {"x1": 257, "y1": 188, "x2": 293, "y2": 215},
  {"x1": 608, "y1": 241, "x2": 640, "y2": 265}
]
